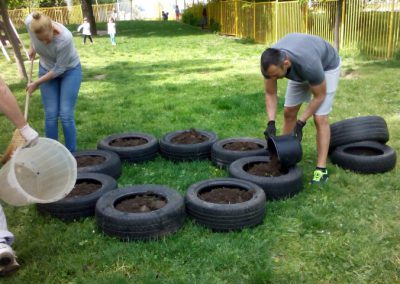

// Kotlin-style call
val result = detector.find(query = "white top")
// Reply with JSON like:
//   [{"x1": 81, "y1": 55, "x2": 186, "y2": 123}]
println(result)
[
  {"x1": 107, "y1": 22, "x2": 116, "y2": 34},
  {"x1": 77, "y1": 22, "x2": 91, "y2": 35}
]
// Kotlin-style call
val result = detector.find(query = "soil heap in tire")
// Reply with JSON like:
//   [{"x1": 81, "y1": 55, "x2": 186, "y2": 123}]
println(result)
[
  {"x1": 228, "y1": 156, "x2": 303, "y2": 201},
  {"x1": 96, "y1": 185, "x2": 185, "y2": 241},
  {"x1": 37, "y1": 173, "x2": 117, "y2": 221},
  {"x1": 211, "y1": 137, "x2": 268, "y2": 168},
  {"x1": 97, "y1": 132, "x2": 159, "y2": 163},
  {"x1": 185, "y1": 178, "x2": 266, "y2": 231},
  {"x1": 73, "y1": 150, "x2": 122, "y2": 179},
  {"x1": 160, "y1": 128, "x2": 218, "y2": 161}
]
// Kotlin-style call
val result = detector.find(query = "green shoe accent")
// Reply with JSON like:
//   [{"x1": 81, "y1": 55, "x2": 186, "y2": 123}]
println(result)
[{"x1": 310, "y1": 169, "x2": 328, "y2": 184}]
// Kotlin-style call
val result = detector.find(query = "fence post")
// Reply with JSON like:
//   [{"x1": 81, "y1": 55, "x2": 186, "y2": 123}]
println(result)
[
  {"x1": 340, "y1": 0, "x2": 346, "y2": 51},
  {"x1": 253, "y1": 1, "x2": 256, "y2": 41},
  {"x1": 275, "y1": 0, "x2": 278, "y2": 42},
  {"x1": 387, "y1": 0, "x2": 395, "y2": 59},
  {"x1": 235, "y1": 0, "x2": 238, "y2": 36},
  {"x1": 220, "y1": 0, "x2": 223, "y2": 33},
  {"x1": 305, "y1": 2, "x2": 308, "y2": 34}
]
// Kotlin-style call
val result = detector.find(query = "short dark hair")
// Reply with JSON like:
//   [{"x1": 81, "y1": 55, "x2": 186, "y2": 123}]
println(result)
[{"x1": 260, "y1": 48, "x2": 286, "y2": 79}]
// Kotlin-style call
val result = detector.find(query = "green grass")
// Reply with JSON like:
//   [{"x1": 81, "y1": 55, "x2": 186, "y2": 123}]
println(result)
[{"x1": 1, "y1": 20, "x2": 400, "y2": 283}]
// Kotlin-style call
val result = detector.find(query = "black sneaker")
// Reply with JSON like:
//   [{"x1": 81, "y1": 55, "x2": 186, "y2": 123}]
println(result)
[{"x1": 310, "y1": 169, "x2": 329, "y2": 184}]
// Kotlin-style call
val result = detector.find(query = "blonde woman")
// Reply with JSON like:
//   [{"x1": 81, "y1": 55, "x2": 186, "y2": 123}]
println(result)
[{"x1": 25, "y1": 12, "x2": 81, "y2": 152}]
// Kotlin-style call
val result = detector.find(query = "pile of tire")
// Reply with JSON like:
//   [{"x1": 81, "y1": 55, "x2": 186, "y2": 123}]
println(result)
[{"x1": 329, "y1": 116, "x2": 396, "y2": 174}]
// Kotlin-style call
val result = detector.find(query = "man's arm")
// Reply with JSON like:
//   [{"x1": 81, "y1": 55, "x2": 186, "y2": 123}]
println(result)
[
  {"x1": 264, "y1": 78, "x2": 278, "y2": 122},
  {"x1": 298, "y1": 80, "x2": 327, "y2": 122}
]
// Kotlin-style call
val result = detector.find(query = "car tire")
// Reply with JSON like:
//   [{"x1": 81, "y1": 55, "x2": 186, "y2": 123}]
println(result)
[{"x1": 73, "y1": 150, "x2": 122, "y2": 179}]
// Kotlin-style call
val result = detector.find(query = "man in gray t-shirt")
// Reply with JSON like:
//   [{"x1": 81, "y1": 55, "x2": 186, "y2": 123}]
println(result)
[{"x1": 260, "y1": 33, "x2": 341, "y2": 185}]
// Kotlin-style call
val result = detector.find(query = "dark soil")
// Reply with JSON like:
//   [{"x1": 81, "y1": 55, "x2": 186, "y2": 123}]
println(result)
[
  {"x1": 171, "y1": 128, "x2": 209, "y2": 144},
  {"x1": 223, "y1": 141, "x2": 262, "y2": 151},
  {"x1": 245, "y1": 154, "x2": 283, "y2": 177},
  {"x1": 109, "y1": 137, "x2": 148, "y2": 147},
  {"x1": 115, "y1": 194, "x2": 167, "y2": 213},
  {"x1": 198, "y1": 187, "x2": 255, "y2": 204},
  {"x1": 344, "y1": 146, "x2": 383, "y2": 156},
  {"x1": 66, "y1": 179, "x2": 102, "y2": 198},
  {"x1": 76, "y1": 156, "x2": 106, "y2": 167}
]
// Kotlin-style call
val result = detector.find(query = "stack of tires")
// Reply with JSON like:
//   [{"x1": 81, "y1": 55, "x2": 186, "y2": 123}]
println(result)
[{"x1": 329, "y1": 116, "x2": 396, "y2": 174}]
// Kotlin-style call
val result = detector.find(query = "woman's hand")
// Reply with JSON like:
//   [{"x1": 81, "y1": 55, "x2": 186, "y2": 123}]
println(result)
[
  {"x1": 28, "y1": 49, "x2": 36, "y2": 60},
  {"x1": 26, "y1": 81, "x2": 38, "y2": 96}
]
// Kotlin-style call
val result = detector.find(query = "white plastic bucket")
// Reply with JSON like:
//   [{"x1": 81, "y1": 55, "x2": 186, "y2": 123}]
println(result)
[{"x1": 0, "y1": 138, "x2": 77, "y2": 206}]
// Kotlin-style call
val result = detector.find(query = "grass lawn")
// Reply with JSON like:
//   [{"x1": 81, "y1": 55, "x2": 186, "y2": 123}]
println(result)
[{"x1": 1, "y1": 20, "x2": 400, "y2": 283}]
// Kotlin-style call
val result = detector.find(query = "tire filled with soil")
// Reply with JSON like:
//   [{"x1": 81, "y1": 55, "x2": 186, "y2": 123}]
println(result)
[
  {"x1": 211, "y1": 137, "x2": 268, "y2": 168},
  {"x1": 73, "y1": 150, "x2": 122, "y2": 179},
  {"x1": 228, "y1": 155, "x2": 303, "y2": 201},
  {"x1": 330, "y1": 141, "x2": 396, "y2": 174},
  {"x1": 37, "y1": 173, "x2": 118, "y2": 221},
  {"x1": 97, "y1": 132, "x2": 159, "y2": 163},
  {"x1": 160, "y1": 128, "x2": 218, "y2": 161},
  {"x1": 95, "y1": 185, "x2": 185, "y2": 241},
  {"x1": 185, "y1": 178, "x2": 266, "y2": 231}
]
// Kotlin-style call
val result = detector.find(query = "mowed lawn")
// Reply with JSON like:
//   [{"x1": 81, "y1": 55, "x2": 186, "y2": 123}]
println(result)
[{"x1": 1, "y1": 20, "x2": 400, "y2": 283}]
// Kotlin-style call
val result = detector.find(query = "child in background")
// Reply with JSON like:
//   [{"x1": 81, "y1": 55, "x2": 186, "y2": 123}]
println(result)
[
  {"x1": 107, "y1": 17, "x2": 116, "y2": 46},
  {"x1": 77, "y1": 17, "x2": 93, "y2": 44}
]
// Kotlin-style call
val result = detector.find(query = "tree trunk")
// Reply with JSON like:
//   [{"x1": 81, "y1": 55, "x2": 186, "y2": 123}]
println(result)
[
  {"x1": 0, "y1": 0, "x2": 28, "y2": 80},
  {"x1": 81, "y1": 0, "x2": 97, "y2": 36},
  {"x1": 334, "y1": 0, "x2": 343, "y2": 51}
]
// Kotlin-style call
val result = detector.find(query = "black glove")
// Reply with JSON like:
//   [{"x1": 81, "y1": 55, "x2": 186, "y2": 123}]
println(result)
[
  {"x1": 293, "y1": 120, "x2": 306, "y2": 141},
  {"x1": 264, "y1": 120, "x2": 276, "y2": 140}
]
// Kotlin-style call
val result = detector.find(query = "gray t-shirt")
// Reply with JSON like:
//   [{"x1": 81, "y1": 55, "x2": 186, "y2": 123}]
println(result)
[
  {"x1": 25, "y1": 14, "x2": 80, "y2": 77},
  {"x1": 272, "y1": 33, "x2": 340, "y2": 85}
]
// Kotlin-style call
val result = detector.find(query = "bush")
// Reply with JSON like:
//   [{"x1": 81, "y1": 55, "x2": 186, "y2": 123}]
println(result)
[
  {"x1": 182, "y1": 12, "x2": 200, "y2": 26},
  {"x1": 209, "y1": 18, "x2": 220, "y2": 32}
]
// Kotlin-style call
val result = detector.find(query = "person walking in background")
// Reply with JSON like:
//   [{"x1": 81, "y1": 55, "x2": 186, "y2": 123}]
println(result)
[
  {"x1": 175, "y1": 5, "x2": 180, "y2": 21},
  {"x1": 201, "y1": 6, "x2": 208, "y2": 29},
  {"x1": 162, "y1": 11, "x2": 169, "y2": 21},
  {"x1": 0, "y1": 77, "x2": 39, "y2": 276},
  {"x1": 261, "y1": 33, "x2": 341, "y2": 185},
  {"x1": 108, "y1": 17, "x2": 116, "y2": 46},
  {"x1": 77, "y1": 17, "x2": 93, "y2": 45},
  {"x1": 25, "y1": 12, "x2": 82, "y2": 152}
]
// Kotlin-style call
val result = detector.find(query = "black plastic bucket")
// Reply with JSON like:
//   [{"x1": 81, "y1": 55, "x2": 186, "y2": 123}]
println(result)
[{"x1": 267, "y1": 135, "x2": 302, "y2": 169}]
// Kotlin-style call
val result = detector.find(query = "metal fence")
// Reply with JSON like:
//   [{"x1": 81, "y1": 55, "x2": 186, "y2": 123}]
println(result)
[
  {"x1": 8, "y1": 4, "x2": 115, "y2": 28},
  {"x1": 202, "y1": 0, "x2": 400, "y2": 59},
  {"x1": 8, "y1": 1, "x2": 400, "y2": 59}
]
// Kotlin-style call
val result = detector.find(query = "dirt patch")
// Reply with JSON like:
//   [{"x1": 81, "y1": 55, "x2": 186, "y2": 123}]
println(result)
[
  {"x1": 93, "y1": 74, "x2": 107, "y2": 80},
  {"x1": 223, "y1": 141, "x2": 262, "y2": 151},
  {"x1": 110, "y1": 137, "x2": 148, "y2": 147},
  {"x1": 115, "y1": 194, "x2": 167, "y2": 213},
  {"x1": 171, "y1": 128, "x2": 209, "y2": 144},
  {"x1": 198, "y1": 187, "x2": 255, "y2": 204},
  {"x1": 344, "y1": 146, "x2": 383, "y2": 156},
  {"x1": 245, "y1": 154, "x2": 284, "y2": 177},
  {"x1": 342, "y1": 69, "x2": 359, "y2": 79},
  {"x1": 76, "y1": 155, "x2": 106, "y2": 167},
  {"x1": 66, "y1": 179, "x2": 102, "y2": 198}
]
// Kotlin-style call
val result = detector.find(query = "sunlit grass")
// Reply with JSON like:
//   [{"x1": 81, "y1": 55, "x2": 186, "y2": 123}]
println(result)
[{"x1": 0, "y1": 20, "x2": 399, "y2": 283}]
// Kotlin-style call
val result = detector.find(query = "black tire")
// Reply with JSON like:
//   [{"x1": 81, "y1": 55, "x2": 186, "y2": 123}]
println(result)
[
  {"x1": 211, "y1": 137, "x2": 268, "y2": 168},
  {"x1": 228, "y1": 156, "x2": 303, "y2": 201},
  {"x1": 160, "y1": 130, "x2": 218, "y2": 161},
  {"x1": 95, "y1": 185, "x2": 185, "y2": 241},
  {"x1": 73, "y1": 150, "x2": 122, "y2": 179},
  {"x1": 330, "y1": 141, "x2": 397, "y2": 174},
  {"x1": 330, "y1": 116, "x2": 389, "y2": 150},
  {"x1": 185, "y1": 178, "x2": 266, "y2": 231},
  {"x1": 37, "y1": 173, "x2": 118, "y2": 221},
  {"x1": 97, "y1": 132, "x2": 159, "y2": 163}
]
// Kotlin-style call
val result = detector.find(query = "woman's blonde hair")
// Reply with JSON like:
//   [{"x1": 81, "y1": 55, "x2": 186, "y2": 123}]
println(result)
[{"x1": 30, "y1": 12, "x2": 52, "y2": 34}]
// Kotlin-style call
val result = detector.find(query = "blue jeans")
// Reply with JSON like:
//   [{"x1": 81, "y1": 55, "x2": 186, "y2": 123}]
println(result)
[
  {"x1": 109, "y1": 33, "x2": 116, "y2": 45},
  {"x1": 39, "y1": 63, "x2": 82, "y2": 152}
]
